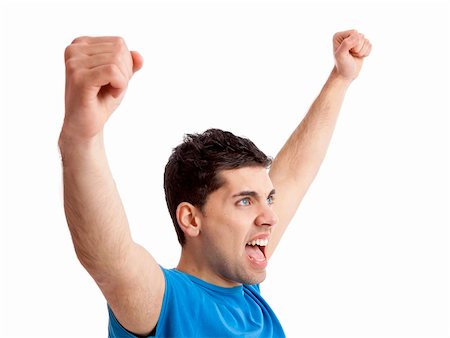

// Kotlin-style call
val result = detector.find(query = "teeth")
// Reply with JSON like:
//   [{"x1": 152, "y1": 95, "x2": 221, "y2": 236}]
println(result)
[{"x1": 246, "y1": 238, "x2": 269, "y2": 246}]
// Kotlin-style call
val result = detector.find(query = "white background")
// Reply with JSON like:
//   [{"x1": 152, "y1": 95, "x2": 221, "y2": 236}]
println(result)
[{"x1": 1, "y1": 0, "x2": 449, "y2": 337}]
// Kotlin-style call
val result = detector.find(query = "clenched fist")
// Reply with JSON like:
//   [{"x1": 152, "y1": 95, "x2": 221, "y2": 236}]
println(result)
[
  {"x1": 333, "y1": 29, "x2": 372, "y2": 81},
  {"x1": 61, "y1": 36, "x2": 143, "y2": 140}
]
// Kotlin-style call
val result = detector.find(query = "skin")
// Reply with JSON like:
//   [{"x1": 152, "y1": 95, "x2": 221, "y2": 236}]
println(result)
[
  {"x1": 59, "y1": 30, "x2": 371, "y2": 335},
  {"x1": 177, "y1": 166, "x2": 278, "y2": 287}
]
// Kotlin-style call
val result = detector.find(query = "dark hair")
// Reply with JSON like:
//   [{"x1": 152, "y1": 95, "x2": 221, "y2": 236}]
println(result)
[{"x1": 164, "y1": 128, "x2": 272, "y2": 245}]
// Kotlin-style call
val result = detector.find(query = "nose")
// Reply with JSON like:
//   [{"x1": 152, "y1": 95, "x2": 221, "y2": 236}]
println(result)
[{"x1": 255, "y1": 204, "x2": 278, "y2": 227}]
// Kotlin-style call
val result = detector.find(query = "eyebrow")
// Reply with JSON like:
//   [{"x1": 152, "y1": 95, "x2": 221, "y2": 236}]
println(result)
[{"x1": 232, "y1": 189, "x2": 276, "y2": 199}]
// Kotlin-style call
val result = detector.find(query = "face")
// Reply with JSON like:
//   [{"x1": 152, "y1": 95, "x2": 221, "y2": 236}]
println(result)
[{"x1": 196, "y1": 166, "x2": 278, "y2": 287}]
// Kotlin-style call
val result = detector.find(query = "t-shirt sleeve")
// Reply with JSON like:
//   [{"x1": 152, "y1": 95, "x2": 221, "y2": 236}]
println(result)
[
  {"x1": 107, "y1": 304, "x2": 154, "y2": 338},
  {"x1": 108, "y1": 304, "x2": 135, "y2": 337}
]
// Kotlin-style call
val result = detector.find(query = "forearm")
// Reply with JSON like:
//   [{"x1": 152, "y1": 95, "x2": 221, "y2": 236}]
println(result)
[
  {"x1": 59, "y1": 132, "x2": 133, "y2": 277},
  {"x1": 266, "y1": 30, "x2": 371, "y2": 258},
  {"x1": 267, "y1": 68, "x2": 352, "y2": 257},
  {"x1": 271, "y1": 67, "x2": 351, "y2": 183}
]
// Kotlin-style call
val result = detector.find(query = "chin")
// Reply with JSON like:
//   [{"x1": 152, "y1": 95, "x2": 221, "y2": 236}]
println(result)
[{"x1": 242, "y1": 269, "x2": 266, "y2": 285}]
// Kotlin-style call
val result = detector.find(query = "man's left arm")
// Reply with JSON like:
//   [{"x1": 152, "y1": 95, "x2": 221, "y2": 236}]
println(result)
[{"x1": 267, "y1": 30, "x2": 372, "y2": 258}]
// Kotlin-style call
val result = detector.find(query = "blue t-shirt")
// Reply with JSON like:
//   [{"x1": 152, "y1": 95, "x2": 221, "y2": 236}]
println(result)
[{"x1": 108, "y1": 267, "x2": 285, "y2": 337}]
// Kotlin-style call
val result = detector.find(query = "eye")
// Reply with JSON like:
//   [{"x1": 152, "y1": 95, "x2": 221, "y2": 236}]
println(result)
[
  {"x1": 237, "y1": 197, "x2": 252, "y2": 206},
  {"x1": 267, "y1": 195, "x2": 275, "y2": 205}
]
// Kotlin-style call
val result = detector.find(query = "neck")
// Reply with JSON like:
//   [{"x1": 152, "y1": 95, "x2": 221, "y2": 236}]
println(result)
[{"x1": 176, "y1": 245, "x2": 240, "y2": 288}]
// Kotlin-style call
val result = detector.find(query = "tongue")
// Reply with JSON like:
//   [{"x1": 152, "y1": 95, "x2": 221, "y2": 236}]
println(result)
[{"x1": 245, "y1": 245, "x2": 265, "y2": 261}]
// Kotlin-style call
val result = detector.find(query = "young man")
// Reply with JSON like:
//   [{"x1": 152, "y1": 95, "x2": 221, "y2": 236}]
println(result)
[{"x1": 59, "y1": 30, "x2": 371, "y2": 337}]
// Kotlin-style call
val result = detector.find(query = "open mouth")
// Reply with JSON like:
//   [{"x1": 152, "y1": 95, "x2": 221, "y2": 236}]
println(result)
[{"x1": 245, "y1": 238, "x2": 268, "y2": 263}]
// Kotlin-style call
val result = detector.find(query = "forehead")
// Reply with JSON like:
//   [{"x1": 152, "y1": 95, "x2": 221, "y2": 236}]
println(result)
[{"x1": 217, "y1": 166, "x2": 273, "y2": 194}]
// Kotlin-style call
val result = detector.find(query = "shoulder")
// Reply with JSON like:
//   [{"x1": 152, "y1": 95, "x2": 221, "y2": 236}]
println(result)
[
  {"x1": 108, "y1": 267, "x2": 202, "y2": 337},
  {"x1": 154, "y1": 268, "x2": 209, "y2": 336},
  {"x1": 161, "y1": 267, "x2": 198, "y2": 292},
  {"x1": 159, "y1": 267, "x2": 208, "y2": 310}
]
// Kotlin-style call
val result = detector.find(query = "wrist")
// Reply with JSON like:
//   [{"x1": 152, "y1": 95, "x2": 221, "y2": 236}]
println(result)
[
  {"x1": 322, "y1": 67, "x2": 353, "y2": 95},
  {"x1": 59, "y1": 122, "x2": 104, "y2": 145},
  {"x1": 58, "y1": 128, "x2": 105, "y2": 161},
  {"x1": 328, "y1": 67, "x2": 353, "y2": 87}
]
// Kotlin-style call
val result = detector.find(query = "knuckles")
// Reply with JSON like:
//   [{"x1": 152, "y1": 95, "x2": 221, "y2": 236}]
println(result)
[
  {"x1": 64, "y1": 44, "x2": 77, "y2": 62},
  {"x1": 110, "y1": 39, "x2": 127, "y2": 55},
  {"x1": 68, "y1": 68, "x2": 85, "y2": 87},
  {"x1": 71, "y1": 36, "x2": 89, "y2": 44},
  {"x1": 333, "y1": 29, "x2": 357, "y2": 40},
  {"x1": 64, "y1": 57, "x2": 79, "y2": 75},
  {"x1": 65, "y1": 36, "x2": 127, "y2": 60},
  {"x1": 102, "y1": 63, "x2": 120, "y2": 77},
  {"x1": 64, "y1": 36, "x2": 129, "y2": 79}
]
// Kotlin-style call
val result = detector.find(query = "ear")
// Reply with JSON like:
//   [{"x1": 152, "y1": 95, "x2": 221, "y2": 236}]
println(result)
[{"x1": 176, "y1": 202, "x2": 201, "y2": 239}]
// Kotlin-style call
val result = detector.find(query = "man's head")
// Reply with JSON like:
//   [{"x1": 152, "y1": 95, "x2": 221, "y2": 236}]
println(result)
[{"x1": 164, "y1": 128, "x2": 272, "y2": 245}]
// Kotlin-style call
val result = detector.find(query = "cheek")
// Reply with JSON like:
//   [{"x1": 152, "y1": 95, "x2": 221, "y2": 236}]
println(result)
[
  {"x1": 223, "y1": 212, "x2": 255, "y2": 241},
  {"x1": 205, "y1": 205, "x2": 256, "y2": 240},
  {"x1": 228, "y1": 208, "x2": 256, "y2": 227}
]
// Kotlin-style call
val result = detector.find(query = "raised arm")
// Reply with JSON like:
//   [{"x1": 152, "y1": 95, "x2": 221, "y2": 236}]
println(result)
[
  {"x1": 267, "y1": 30, "x2": 372, "y2": 258},
  {"x1": 59, "y1": 36, "x2": 164, "y2": 335}
]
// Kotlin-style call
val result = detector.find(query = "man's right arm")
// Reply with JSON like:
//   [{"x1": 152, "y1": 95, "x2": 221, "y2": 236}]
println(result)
[{"x1": 59, "y1": 36, "x2": 164, "y2": 336}]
